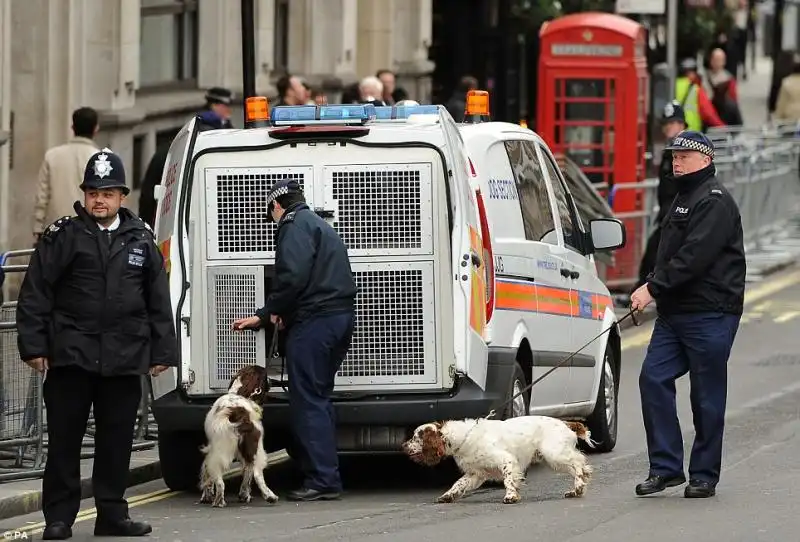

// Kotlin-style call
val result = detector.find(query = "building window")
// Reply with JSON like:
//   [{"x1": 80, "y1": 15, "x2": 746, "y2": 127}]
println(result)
[
  {"x1": 139, "y1": 0, "x2": 199, "y2": 90},
  {"x1": 132, "y1": 135, "x2": 146, "y2": 191},
  {"x1": 273, "y1": 0, "x2": 289, "y2": 75}
]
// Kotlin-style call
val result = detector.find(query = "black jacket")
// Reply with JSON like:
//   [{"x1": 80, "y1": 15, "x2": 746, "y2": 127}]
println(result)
[
  {"x1": 256, "y1": 203, "x2": 357, "y2": 326},
  {"x1": 646, "y1": 164, "x2": 746, "y2": 315},
  {"x1": 16, "y1": 204, "x2": 177, "y2": 376}
]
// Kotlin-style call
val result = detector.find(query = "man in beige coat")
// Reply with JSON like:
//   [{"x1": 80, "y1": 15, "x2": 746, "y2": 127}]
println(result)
[{"x1": 33, "y1": 107, "x2": 99, "y2": 241}]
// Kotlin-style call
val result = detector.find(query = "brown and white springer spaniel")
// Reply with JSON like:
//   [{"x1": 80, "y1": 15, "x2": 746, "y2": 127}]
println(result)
[
  {"x1": 198, "y1": 365, "x2": 279, "y2": 507},
  {"x1": 402, "y1": 416, "x2": 595, "y2": 504}
]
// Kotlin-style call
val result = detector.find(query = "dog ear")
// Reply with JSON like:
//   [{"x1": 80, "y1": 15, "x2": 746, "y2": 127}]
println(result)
[{"x1": 420, "y1": 426, "x2": 446, "y2": 465}]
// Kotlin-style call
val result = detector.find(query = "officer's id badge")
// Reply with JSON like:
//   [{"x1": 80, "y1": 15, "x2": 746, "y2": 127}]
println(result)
[
  {"x1": 128, "y1": 247, "x2": 146, "y2": 268},
  {"x1": 664, "y1": 102, "x2": 674, "y2": 117},
  {"x1": 94, "y1": 152, "x2": 113, "y2": 179}
]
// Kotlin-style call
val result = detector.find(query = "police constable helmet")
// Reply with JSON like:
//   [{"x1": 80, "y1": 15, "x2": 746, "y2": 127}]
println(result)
[
  {"x1": 661, "y1": 100, "x2": 686, "y2": 125},
  {"x1": 663, "y1": 130, "x2": 715, "y2": 160},
  {"x1": 265, "y1": 178, "x2": 303, "y2": 222},
  {"x1": 80, "y1": 148, "x2": 129, "y2": 195}
]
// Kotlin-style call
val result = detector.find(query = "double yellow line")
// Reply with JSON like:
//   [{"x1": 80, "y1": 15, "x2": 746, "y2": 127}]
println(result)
[
  {"x1": 12, "y1": 268, "x2": 800, "y2": 535},
  {"x1": 13, "y1": 451, "x2": 290, "y2": 535}
]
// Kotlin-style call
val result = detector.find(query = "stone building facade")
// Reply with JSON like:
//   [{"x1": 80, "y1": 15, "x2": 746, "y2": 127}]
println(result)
[{"x1": 0, "y1": 0, "x2": 434, "y2": 265}]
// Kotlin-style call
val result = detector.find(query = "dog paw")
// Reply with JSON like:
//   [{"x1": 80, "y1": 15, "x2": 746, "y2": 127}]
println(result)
[
  {"x1": 436, "y1": 494, "x2": 454, "y2": 504},
  {"x1": 564, "y1": 490, "x2": 579, "y2": 498},
  {"x1": 502, "y1": 493, "x2": 521, "y2": 504},
  {"x1": 238, "y1": 493, "x2": 252, "y2": 504},
  {"x1": 264, "y1": 494, "x2": 279, "y2": 504},
  {"x1": 212, "y1": 498, "x2": 227, "y2": 508}
]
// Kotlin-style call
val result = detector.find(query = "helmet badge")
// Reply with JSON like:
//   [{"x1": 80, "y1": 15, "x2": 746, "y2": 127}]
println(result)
[{"x1": 94, "y1": 153, "x2": 113, "y2": 179}]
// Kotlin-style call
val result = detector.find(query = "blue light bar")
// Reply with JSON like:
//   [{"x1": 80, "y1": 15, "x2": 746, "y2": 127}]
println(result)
[
  {"x1": 374, "y1": 105, "x2": 441, "y2": 120},
  {"x1": 270, "y1": 104, "x2": 377, "y2": 126}
]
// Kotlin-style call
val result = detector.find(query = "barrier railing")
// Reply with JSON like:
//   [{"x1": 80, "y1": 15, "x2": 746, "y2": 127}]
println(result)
[
  {"x1": 604, "y1": 122, "x2": 800, "y2": 292},
  {"x1": 0, "y1": 250, "x2": 156, "y2": 483}
]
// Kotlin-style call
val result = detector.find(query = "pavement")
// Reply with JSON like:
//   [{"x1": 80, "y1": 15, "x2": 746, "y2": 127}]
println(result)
[{"x1": 1, "y1": 264, "x2": 800, "y2": 540}]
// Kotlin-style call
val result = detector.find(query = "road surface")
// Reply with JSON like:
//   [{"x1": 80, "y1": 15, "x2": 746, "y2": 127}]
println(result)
[{"x1": 5, "y1": 268, "x2": 800, "y2": 542}]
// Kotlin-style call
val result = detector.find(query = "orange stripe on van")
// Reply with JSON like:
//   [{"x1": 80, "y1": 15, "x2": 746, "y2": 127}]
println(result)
[{"x1": 494, "y1": 278, "x2": 612, "y2": 321}]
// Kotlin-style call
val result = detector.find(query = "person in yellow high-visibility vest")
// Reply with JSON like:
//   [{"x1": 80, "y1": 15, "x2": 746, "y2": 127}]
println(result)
[{"x1": 675, "y1": 58, "x2": 725, "y2": 131}]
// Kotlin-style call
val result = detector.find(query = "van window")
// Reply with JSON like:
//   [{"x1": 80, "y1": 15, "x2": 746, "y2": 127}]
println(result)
[
  {"x1": 503, "y1": 140, "x2": 558, "y2": 244},
  {"x1": 539, "y1": 146, "x2": 580, "y2": 252}
]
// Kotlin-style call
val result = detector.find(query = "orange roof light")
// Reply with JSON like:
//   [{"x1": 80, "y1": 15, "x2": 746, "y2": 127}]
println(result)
[
  {"x1": 245, "y1": 96, "x2": 270, "y2": 123},
  {"x1": 465, "y1": 90, "x2": 490, "y2": 117}
]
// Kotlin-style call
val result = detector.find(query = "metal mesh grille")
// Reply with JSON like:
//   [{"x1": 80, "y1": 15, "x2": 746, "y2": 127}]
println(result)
[
  {"x1": 328, "y1": 165, "x2": 431, "y2": 254},
  {"x1": 209, "y1": 269, "x2": 264, "y2": 387},
  {"x1": 338, "y1": 268, "x2": 427, "y2": 378},
  {"x1": 211, "y1": 169, "x2": 308, "y2": 257}
]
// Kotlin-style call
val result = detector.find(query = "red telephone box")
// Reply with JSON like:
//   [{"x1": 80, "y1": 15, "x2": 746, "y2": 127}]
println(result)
[{"x1": 537, "y1": 12, "x2": 648, "y2": 289}]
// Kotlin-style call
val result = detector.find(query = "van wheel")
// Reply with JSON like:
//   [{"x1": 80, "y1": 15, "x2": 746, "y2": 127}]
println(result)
[
  {"x1": 584, "y1": 345, "x2": 618, "y2": 453},
  {"x1": 158, "y1": 430, "x2": 206, "y2": 492},
  {"x1": 502, "y1": 363, "x2": 530, "y2": 419}
]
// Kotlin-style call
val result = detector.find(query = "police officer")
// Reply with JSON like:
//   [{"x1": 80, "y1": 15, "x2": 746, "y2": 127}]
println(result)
[
  {"x1": 232, "y1": 179, "x2": 357, "y2": 502},
  {"x1": 632, "y1": 101, "x2": 686, "y2": 292},
  {"x1": 16, "y1": 148, "x2": 176, "y2": 539},
  {"x1": 630, "y1": 131, "x2": 745, "y2": 499}
]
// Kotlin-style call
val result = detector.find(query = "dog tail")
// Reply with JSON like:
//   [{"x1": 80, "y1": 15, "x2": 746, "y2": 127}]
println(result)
[{"x1": 565, "y1": 421, "x2": 596, "y2": 449}]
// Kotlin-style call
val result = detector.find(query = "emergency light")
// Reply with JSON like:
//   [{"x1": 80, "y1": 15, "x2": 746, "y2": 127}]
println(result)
[
  {"x1": 270, "y1": 104, "x2": 377, "y2": 126},
  {"x1": 374, "y1": 105, "x2": 441, "y2": 121}
]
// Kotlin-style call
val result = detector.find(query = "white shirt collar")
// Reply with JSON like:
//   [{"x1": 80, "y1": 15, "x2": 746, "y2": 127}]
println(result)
[{"x1": 98, "y1": 215, "x2": 121, "y2": 232}]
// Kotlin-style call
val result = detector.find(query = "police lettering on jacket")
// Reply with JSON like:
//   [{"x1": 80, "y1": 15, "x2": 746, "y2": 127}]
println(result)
[{"x1": 15, "y1": 204, "x2": 177, "y2": 376}]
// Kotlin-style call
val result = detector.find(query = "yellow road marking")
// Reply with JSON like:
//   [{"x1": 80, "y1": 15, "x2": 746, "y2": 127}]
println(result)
[
  {"x1": 621, "y1": 269, "x2": 800, "y2": 351},
  {"x1": 12, "y1": 269, "x2": 800, "y2": 534},
  {"x1": 774, "y1": 311, "x2": 800, "y2": 324},
  {"x1": 14, "y1": 451, "x2": 290, "y2": 534}
]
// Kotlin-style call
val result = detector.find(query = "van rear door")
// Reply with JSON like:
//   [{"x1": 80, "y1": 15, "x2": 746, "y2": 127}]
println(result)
[{"x1": 150, "y1": 116, "x2": 199, "y2": 400}]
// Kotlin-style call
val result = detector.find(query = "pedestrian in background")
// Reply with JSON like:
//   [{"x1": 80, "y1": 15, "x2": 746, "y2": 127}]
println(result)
[
  {"x1": 232, "y1": 179, "x2": 357, "y2": 502},
  {"x1": 16, "y1": 149, "x2": 176, "y2": 539},
  {"x1": 32, "y1": 107, "x2": 99, "y2": 242},
  {"x1": 632, "y1": 100, "x2": 686, "y2": 295},
  {"x1": 630, "y1": 131, "x2": 745, "y2": 499}
]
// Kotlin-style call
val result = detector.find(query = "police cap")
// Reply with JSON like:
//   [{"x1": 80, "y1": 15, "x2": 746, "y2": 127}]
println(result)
[
  {"x1": 80, "y1": 148, "x2": 129, "y2": 195},
  {"x1": 265, "y1": 178, "x2": 303, "y2": 206},
  {"x1": 661, "y1": 100, "x2": 686, "y2": 125},
  {"x1": 663, "y1": 130, "x2": 715, "y2": 159}
]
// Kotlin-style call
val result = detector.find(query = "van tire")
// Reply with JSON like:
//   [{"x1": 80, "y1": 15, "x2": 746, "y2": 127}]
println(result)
[
  {"x1": 158, "y1": 430, "x2": 206, "y2": 492},
  {"x1": 502, "y1": 363, "x2": 530, "y2": 419},
  {"x1": 584, "y1": 345, "x2": 618, "y2": 453}
]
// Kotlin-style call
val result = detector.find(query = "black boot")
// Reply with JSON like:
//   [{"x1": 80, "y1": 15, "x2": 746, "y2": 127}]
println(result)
[
  {"x1": 42, "y1": 521, "x2": 72, "y2": 540},
  {"x1": 635, "y1": 474, "x2": 686, "y2": 496},
  {"x1": 684, "y1": 479, "x2": 716, "y2": 498},
  {"x1": 94, "y1": 518, "x2": 152, "y2": 537}
]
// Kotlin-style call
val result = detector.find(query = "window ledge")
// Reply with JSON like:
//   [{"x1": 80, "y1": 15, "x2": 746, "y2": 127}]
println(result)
[{"x1": 98, "y1": 89, "x2": 208, "y2": 130}]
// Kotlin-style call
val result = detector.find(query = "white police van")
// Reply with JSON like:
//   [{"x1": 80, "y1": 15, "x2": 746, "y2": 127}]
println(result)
[{"x1": 148, "y1": 93, "x2": 626, "y2": 491}]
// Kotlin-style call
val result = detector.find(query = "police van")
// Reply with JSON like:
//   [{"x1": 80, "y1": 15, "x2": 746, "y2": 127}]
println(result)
[{"x1": 148, "y1": 92, "x2": 626, "y2": 491}]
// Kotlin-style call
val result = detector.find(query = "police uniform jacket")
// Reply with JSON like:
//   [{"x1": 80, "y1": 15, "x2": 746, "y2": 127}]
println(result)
[
  {"x1": 256, "y1": 202, "x2": 357, "y2": 326},
  {"x1": 646, "y1": 164, "x2": 746, "y2": 315},
  {"x1": 16, "y1": 203, "x2": 177, "y2": 376}
]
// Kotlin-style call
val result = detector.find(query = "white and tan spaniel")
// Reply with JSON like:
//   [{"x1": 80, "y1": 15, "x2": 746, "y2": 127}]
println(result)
[
  {"x1": 402, "y1": 416, "x2": 595, "y2": 504},
  {"x1": 198, "y1": 365, "x2": 279, "y2": 507}
]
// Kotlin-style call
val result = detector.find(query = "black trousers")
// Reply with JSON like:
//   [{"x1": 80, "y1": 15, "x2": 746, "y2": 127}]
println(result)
[{"x1": 42, "y1": 366, "x2": 142, "y2": 526}]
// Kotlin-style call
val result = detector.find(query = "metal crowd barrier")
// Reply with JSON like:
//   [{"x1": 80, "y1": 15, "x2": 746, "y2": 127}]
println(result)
[
  {"x1": 604, "y1": 122, "x2": 800, "y2": 292},
  {"x1": 0, "y1": 250, "x2": 157, "y2": 483}
]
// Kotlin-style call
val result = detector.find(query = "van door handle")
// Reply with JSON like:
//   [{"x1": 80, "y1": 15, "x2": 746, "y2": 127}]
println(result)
[
  {"x1": 569, "y1": 270, "x2": 580, "y2": 280},
  {"x1": 560, "y1": 267, "x2": 571, "y2": 278},
  {"x1": 470, "y1": 251, "x2": 482, "y2": 267}
]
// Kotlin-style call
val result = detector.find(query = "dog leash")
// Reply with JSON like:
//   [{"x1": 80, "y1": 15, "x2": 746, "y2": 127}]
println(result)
[
  {"x1": 266, "y1": 326, "x2": 290, "y2": 394},
  {"x1": 449, "y1": 308, "x2": 640, "y2": 455}
]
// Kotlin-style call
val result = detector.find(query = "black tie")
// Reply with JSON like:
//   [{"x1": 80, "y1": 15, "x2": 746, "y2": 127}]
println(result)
[{"x1": 104, "y1": 230, "x2": 112, "y2": 247}]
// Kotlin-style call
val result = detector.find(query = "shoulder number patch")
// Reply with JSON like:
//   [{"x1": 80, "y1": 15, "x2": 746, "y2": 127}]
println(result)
[{"x1": 42, "y1": 216, "x2": 73, "y2": 241}]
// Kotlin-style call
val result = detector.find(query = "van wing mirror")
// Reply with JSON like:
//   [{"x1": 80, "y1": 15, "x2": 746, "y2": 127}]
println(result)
[{"x1": 589, "y1": 218, "x2": 626, "y2": 252}]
